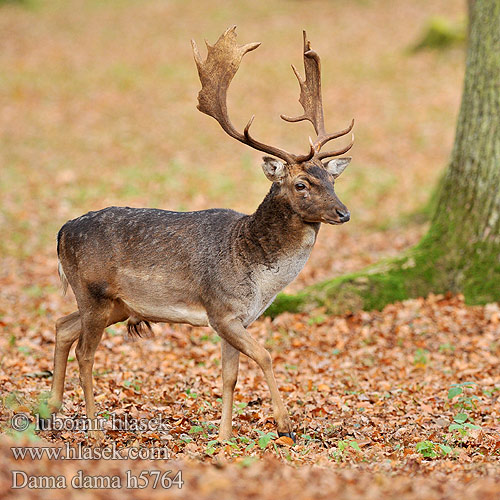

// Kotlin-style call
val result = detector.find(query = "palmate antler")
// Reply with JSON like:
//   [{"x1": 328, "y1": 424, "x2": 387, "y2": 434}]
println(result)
[
  {"x1": 192, "y1": 26, "x2": 353, "y2": 165},
  {"x1": 281, "y1": 31, "x2": 355, "y2": 161},
  {"x1": 192, "y1": 27, "x2": 296, "y2": 165}
]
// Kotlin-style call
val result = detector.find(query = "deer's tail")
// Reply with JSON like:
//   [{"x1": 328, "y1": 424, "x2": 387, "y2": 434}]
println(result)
[
  {"x1": 58, "y1": 259, "x2": 69, "y2": 296},
  {"x1": 57, "y1": 229, "x2": 69, "y2": 296}
]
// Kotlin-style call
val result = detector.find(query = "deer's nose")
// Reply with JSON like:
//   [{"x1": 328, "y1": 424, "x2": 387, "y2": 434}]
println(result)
[{"x1": 336, "y1": 208, "x2": 350, "y2": 222}]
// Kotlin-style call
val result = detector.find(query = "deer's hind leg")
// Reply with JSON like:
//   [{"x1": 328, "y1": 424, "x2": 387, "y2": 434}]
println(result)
[
  {"x1": 48, "y1": 302, "x2": 127, "y2": 428},
  {"x1": 48, "y1": 311, "x2": 82, "y2": 413},
  {"x1": 74, "y1": 298, "x2": 128, "y2": 441}
]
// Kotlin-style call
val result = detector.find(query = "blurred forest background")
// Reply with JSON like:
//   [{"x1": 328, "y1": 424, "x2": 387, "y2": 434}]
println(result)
[
  {"x1": 1, "y1": 0, "x2": 467, "y2": 288},
  {"x1": 1, "y1": 1, "x2": 499, "y2": 499}
]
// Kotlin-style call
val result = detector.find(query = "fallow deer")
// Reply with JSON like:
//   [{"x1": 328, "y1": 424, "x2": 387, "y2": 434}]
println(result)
[{"x1": 47, "y1": 27, "x2": 354, "y2": 442}]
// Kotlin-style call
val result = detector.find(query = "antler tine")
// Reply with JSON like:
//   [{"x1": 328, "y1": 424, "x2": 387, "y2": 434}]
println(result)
[
  {"x1": 192, "y1": 26, "x2": 297, "y2": 165},
  {"x1": 317, "y1": 132, "x2": 355, "y2": 160},
  {"x1": 292, "y1": 136, "x2": 316, "y2": 163},
  {"x1": 315, "y1": 118, "x2": 355, "y2": 151}
]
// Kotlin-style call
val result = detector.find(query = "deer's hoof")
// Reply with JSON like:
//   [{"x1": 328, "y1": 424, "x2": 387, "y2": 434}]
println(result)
[
  {"x1": 278, "y1": 431, "x2": 296, "y2": 444},
  {"x1": 45, "y1": 399, "x2": 62, "y2": 417}
]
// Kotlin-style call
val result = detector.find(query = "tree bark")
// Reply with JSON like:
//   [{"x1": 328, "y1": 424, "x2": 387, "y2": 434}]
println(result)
[{"x1": 267, "y1": 0, "x2": 499, "y2": 317}]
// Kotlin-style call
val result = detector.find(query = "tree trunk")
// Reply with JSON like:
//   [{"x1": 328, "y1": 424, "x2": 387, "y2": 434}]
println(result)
[
  {"x1": 267, "y1": 0, "x2": 499, "y2": 317},
  {"x1": 429, "y1": 0, "x2": 499, "y2": 302}
]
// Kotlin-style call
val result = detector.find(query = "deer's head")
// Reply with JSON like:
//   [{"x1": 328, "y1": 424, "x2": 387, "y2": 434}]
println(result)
[{"x1": 192, "y1": 27, "x2": 354, "y2": 225}]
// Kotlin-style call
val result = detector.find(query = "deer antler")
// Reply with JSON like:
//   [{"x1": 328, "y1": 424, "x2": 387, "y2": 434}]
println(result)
[
  {"x1": 192, "y1": 27, "x2": 353, "y2": 165},
  {"x1": 281, "y1": 31, "x2": 354, "y2": 161},
  {"x1": 192, "y1": 26, "x2": 297, "y2": 165}
]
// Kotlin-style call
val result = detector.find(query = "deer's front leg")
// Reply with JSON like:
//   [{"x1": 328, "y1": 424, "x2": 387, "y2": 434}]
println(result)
[
  {"x1": 211, "y1": 317, "x2": 294, "y2": 440},
  {"x1": 218, "y1": 338, "x2": 240, "y2": 441}
]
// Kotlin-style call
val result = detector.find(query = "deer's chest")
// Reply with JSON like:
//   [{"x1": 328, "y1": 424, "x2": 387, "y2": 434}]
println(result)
[{"x1": 243, "y1": 227, "x2": 316, "y2": 325}]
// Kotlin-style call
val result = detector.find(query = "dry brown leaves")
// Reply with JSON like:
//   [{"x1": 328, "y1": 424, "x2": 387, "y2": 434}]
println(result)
[{"x1": 1, "y1": 277, "x2": 499, "y2": 499}]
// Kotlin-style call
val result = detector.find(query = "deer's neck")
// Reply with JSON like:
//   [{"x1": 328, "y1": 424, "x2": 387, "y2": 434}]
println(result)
[{"x1": 239, "y1": 183, "x2": 320, "y2": 264}]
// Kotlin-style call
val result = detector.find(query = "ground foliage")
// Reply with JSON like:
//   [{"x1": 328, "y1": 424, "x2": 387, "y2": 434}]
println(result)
[{"x1": 1, "y1": 287, "x2": 499, "y2": 498}]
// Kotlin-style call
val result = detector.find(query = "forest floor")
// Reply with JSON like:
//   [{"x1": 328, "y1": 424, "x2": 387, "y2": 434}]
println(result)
[
  {"x1": 1, "y1": 0, "x2": 499, "y2": 498},
  {"x1": 0, "y1": 291, "x2": 499, "y2": 498}
]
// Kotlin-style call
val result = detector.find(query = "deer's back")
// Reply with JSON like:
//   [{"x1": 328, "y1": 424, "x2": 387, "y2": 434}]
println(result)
[
  {"x1": 58, "y1": 205, "x2": 243, "y2": 256},
  {"x1": 57, "y1": 206, "x2": 246, "y2": 326}
]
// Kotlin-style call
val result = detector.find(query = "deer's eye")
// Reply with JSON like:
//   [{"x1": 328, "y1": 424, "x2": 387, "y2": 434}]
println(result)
[{"x1": 295, "y1": 182, "x2": 307, "y2": 192}]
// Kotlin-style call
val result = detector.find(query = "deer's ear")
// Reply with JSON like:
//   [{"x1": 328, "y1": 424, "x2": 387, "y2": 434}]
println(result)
[
  {"x1": 261, "y1": 156, "x2": 286, "y2": 183},
  {"x1": 324, "y1": 157, "x2": 351, "y2": 179}
]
